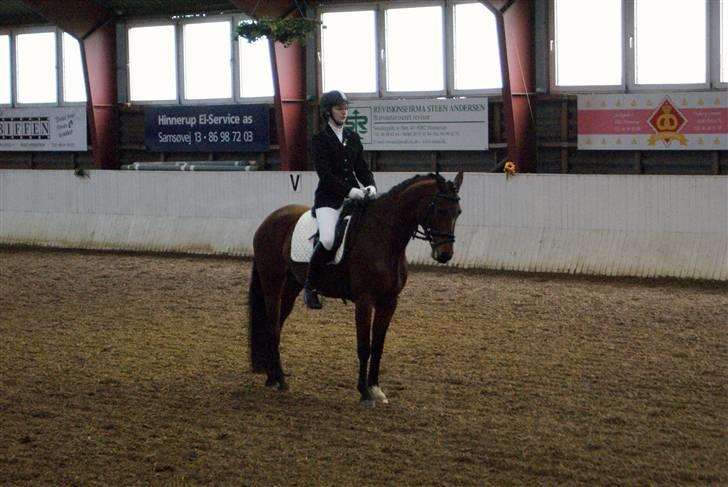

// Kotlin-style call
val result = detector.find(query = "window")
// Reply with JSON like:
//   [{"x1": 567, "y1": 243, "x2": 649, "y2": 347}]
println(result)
[
  {"x1": 551, "y1": 0, "x2": 721, "y2": 91},
  {"x1": 553, "y1": 0, "x2": 622, "y2": 87},
  {"x1": 634, "y1": 0, "x2": 706, "y2": 85},
  {"x1": 0, "y1": 34, "x2": 10, "y2": 104},
  {"x1": 183, "y1": 20, "x2": 232, "y2": 100},
  {"x1": 125, "y1": 17, "x2": 275, "y2": 104},
  {"x1": 318, "y1": 2, "x2": 502, "y2": 97},
  {"x1": 238, "y1": 34, "x2": 274, "y2": 98},
  {"x1": 320, "y1": 10, "x2": 377, "y2": 94},
  {"x1": 62, "y1": 33, "x2": 86, "y2": 103},
  {"x1": 128, "y1": 24, "x2": 177, "y2": 102},
  {"x1": 385, "y1": 5, "x2": 444, "y2": 92},
  {"x1": 16, "y1": 31, "x2": 57, "y2": 104},
  {"x1": 453, "y1": 2, "x2": 501, "y2": 90}
]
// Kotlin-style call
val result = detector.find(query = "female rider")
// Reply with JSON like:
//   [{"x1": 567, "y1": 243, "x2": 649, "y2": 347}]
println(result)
[{"x1": 304, "y1": 90, "x2": 377, "y2": 309}]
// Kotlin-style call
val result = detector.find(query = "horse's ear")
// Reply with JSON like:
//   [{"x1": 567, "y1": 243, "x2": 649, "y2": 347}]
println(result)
[{"x1": 453, "y1": 171, "x2": 464, "y2": 193}]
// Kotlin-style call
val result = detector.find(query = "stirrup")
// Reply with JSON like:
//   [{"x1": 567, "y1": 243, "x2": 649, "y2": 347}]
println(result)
[{"x1": 303, "y1": 284, "x2": 322, "y2": 310}]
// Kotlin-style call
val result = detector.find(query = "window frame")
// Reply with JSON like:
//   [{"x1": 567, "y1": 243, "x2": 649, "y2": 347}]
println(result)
[
  {"x1": 318, "y1": 4, "x2": 380, "y2": 98},
  {"x1": 13, "y1": 26, "x2": 60, "y2": 107},
  {"x1": 548, "y1": 0, "x2": 626, "y2": 94},
  {"x1": 449, "y1": 0, "x2": 503, "y2": 96},
  {"x1": 234, "y1": 14, "x2": 276, "y2": 103},
  {"x1": 626, "y1": 0, "x2": 710, "y2": 92},
  {"x1": 549, "y1": 0, "x2": 724, "y2": 93},
  {"x1": 179, "y1": 15, "x2": 235, "y2": 105},
  {"x1": 1, "y1": 27, "x2": 87, "y2": 107},
  {"x1": 711, "y1": 0, "x2": 727, "y2": 88},
  {"x1": 316, "y1": 0, "x2": 504, "y2": 100},
  {"x1": 0, "y1": 29, "x2": 13, "y2": 107},
  {"x1": 381, "y1": 0, "x2": 446, "y2": 98},
  {"x1": 124, "y1": 15, "x2": 275, "y2": 106},
  {"x1": 60, "y1": 32, "x2": 88, "y2": 104},
  {"x1": 125, "y1": 19, "x2": 180, "y2": 105}
]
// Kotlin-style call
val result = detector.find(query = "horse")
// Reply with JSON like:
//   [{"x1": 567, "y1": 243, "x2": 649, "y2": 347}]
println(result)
[{"x1": 247, "y1": 171, "x2": 463, "y2": 403}]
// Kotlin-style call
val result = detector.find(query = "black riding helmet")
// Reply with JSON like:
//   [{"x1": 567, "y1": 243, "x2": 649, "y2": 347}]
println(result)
[{"x1": 319, "y1": 90, "x2": 348, "y2": 121}]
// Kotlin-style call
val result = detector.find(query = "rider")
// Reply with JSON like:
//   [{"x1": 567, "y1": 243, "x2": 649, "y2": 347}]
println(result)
[{"x1": 303, "y1": 90, "x2": 377, "y2": 309}]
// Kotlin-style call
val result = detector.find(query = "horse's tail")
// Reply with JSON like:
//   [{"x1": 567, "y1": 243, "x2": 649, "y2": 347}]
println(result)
[{"x1": 248, "y1": 262, "x2": 272, "y2": 373}]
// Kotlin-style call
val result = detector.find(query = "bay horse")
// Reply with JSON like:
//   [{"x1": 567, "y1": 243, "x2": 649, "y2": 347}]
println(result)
[{"x1": 248, "y1": 171, "x2": 463, "y2": 403}]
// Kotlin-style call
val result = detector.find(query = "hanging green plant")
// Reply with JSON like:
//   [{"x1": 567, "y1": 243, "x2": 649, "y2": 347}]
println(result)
[{"x1": 236, "y1": 17, "x2": 323, "y2": 47}]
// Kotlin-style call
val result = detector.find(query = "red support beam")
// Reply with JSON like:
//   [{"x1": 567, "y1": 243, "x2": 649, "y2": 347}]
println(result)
[
  {"x1": 503, "y1": 0, "x2": 536, "y2": 172},
  {"x1": 269, "y1": 40, "x2": 307, "y2": 171},
  {"x1": 20, "y1": 0, "x2": 119, "y2": 169},
  {"x1": 485, "y1": 0, "x2": 537, "y2": 172},
  {"x1": 82, "y1": 20, "x2": 118, "y2": 170}
]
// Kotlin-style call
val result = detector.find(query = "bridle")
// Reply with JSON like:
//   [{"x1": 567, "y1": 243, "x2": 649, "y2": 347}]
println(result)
[{"x1": 412, "y1": 190, "x2": 460, "y2": 249}]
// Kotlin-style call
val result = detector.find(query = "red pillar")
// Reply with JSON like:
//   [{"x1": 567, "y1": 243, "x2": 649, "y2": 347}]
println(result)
[
  {"x1": 82, "y1": 22, "x2": 119, "y2": 169},
  {"x1": 269, "y1": 40, "x2": 307, "y2": 171},
  {"x1": 486, "y1": 0, "x2": 536, "y2": 172}
]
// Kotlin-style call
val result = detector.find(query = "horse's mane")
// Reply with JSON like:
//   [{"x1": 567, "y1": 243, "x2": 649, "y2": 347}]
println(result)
[{"x1": 376, "y1": 173, "x2": 447, "y2": 204}]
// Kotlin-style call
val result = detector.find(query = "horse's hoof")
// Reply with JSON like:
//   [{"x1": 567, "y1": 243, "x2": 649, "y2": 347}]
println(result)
[
  {"x1": 359, "y1": 399, "x2": 375, "y2": 408},
  {"x1": 265, "y1": 377, "x2": 277, "y2": 387},
  {"x1": 278, "y1": 382, "x2": 289, "y2": 392},
  {"x1": 368, "y1": 386, "x2": 389, "y2": 404}
]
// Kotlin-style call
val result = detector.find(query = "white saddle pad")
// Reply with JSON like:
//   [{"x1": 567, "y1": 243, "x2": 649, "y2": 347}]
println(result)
[{"x1": 290, "y1": 210, "x2": 350, "y2": 264}]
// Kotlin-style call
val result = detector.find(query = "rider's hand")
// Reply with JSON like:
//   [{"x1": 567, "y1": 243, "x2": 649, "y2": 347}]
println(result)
[
  {"x1": 364, "y1": 186, "x2": 377, "y2": 198},
  {"x1": 348, "y1": 187, "x2": 366, "y2": 200}
]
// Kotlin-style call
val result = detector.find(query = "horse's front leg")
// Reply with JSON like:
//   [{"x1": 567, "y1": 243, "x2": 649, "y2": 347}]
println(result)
[
  {"x1": 355, "y1": 295, "x2": 374, "y2": 403},
  {"x1": 367, "y1": 296, "x2": 397, "y2": 404}
]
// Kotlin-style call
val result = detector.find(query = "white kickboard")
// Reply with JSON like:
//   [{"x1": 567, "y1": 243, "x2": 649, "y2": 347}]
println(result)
[{"x1": 290, "y1": 210, "x2": 349, "y2": 264}]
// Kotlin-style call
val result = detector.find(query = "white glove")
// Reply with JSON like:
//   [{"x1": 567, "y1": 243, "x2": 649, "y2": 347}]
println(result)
[
  {"x1": 364, "y1": 185, "x2": 377, "y2": 198},
  {"x1": 348, "y1": 187, "x2": 366, "y2": 200}
]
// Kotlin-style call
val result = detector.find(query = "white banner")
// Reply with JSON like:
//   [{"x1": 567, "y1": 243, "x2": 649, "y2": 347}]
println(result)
[
  {"x1": 0, "y1": 107, "x2": 87, "y2": 152},
  {"x1": 345, "y1": 98, "x2": 488, "y2": 151}
]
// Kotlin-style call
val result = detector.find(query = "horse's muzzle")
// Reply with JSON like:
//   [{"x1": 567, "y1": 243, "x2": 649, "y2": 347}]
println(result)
[{"x1": 434, "y1": 250, "x2": 452, "y2": 264}]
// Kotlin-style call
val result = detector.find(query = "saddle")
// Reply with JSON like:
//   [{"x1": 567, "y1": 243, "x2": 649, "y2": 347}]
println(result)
[{"x1": 290, "y1": 199, "x2": 362, "y2": 264}]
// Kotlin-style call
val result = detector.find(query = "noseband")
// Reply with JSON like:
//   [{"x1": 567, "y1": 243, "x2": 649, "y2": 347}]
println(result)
[{"x1": 412, "y1": 192, "x2": 460, "y2": 248}]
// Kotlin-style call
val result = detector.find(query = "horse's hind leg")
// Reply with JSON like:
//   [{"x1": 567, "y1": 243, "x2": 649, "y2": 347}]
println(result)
[
  {"x1": 259, "y1": 272, "x2": 288, "y2": 390},
  {"x1": 279, "y1": 271, "x2": 303, "y2": 327}
]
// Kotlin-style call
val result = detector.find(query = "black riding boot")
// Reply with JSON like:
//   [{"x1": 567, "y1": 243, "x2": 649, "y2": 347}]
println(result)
[{"x1": 303, "y1": 242, "x2": 334, "y2": 309}]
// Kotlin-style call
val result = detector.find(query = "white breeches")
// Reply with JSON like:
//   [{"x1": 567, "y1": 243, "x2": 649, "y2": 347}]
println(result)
[{"x1": 316, "y1": 205, "x2": 342, "y2": 251}]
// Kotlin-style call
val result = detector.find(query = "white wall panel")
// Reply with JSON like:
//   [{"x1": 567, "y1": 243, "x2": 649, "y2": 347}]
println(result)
[{"x1": 0, "y1": 170, "x2": 726, "y2": 280}]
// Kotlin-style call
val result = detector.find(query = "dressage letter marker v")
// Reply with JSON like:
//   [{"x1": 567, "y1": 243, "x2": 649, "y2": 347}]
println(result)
[{"x1": 288, "y1": 173, "x2": 302, "y2": 192}]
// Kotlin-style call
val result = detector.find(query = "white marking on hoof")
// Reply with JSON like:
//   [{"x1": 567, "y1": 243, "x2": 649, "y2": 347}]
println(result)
[{"x1": 368, "y1": 386, "x2": 389, "y2": 404}]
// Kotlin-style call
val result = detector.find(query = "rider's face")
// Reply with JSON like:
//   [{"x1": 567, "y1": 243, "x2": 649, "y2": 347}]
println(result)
[{"x1": 330, "y1": 104, "x2": 348, "y2": 127}]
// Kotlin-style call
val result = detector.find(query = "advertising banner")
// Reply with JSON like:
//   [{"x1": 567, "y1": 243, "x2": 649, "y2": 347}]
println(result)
[
  {"x1": 577, "y1": 92, "x2": 727, "y2": 150},
  {"x1": 345, "y1": 98, "x2": 488, "y2": 151},
  {"x1": 0, "y1": 107, "x2": 87, "y2": 151},
  {"x1": 144, "y1": 104, "x2": 270, "y2": 152}
]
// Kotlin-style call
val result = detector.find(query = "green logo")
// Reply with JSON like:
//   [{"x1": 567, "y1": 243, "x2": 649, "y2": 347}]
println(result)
[{"x1": 345, "y1": 109, "x2": 368, "y2": 135}]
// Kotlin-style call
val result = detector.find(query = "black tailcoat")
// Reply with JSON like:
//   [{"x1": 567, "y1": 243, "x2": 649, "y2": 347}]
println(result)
[{"x1": 312, "y1": 125, "x2": 375, "y2": 210}]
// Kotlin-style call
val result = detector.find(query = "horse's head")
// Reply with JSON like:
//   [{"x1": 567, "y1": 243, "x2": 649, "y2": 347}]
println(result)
[{"x1": 418, "y1": 171, "x2": 463, "y2": 264}]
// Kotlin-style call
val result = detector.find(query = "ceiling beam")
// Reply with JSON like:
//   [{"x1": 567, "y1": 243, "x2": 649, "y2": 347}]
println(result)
[
  {"x1": 227, "y1": 0, "x2": 302, "y2": 19},
  {"x1": 19, "y1": 0, "x2": 113, "y2": 39}
]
